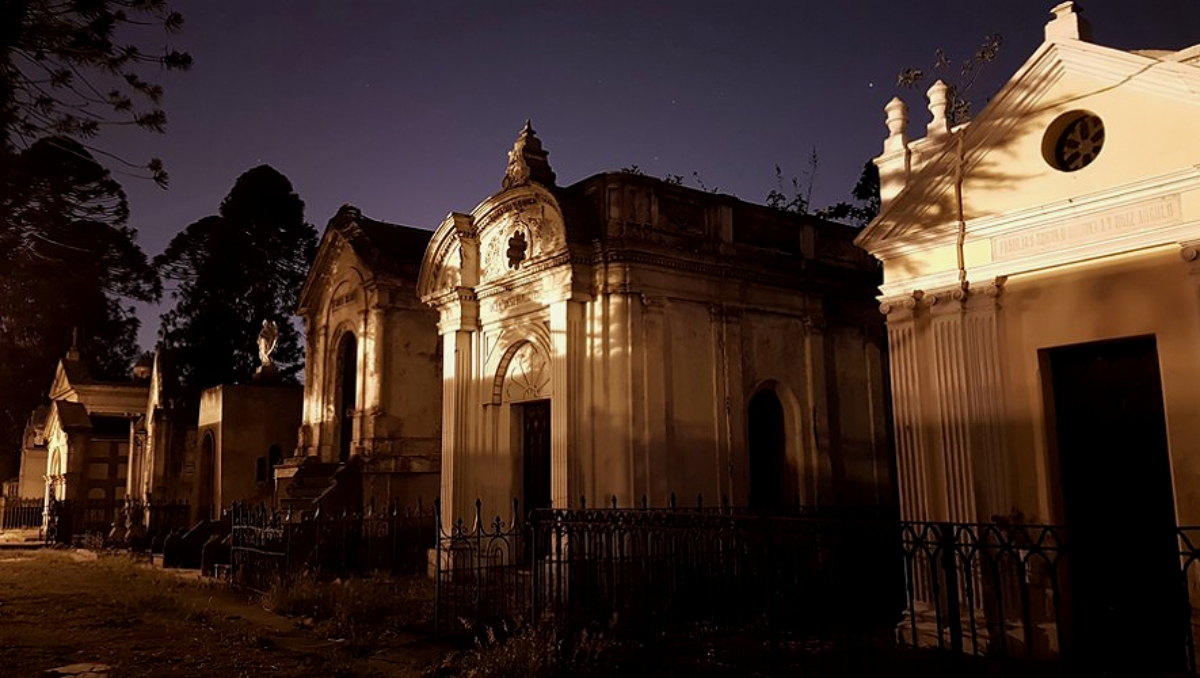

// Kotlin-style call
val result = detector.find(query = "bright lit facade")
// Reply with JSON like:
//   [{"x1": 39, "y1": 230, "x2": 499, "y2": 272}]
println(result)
[
  {"x1": 421, "y1": 124, "x2": 893, "y2": 527},
  {"x1": 856, "y1": 3, "x2": 1200, "y2": 658}
]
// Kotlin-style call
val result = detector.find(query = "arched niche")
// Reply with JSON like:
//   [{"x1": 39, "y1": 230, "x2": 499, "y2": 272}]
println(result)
[{"x1": 746, "y1": 380, "x2": 805, "y2": 511}]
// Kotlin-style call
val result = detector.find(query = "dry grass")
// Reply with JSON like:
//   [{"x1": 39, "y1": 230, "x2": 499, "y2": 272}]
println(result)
[
  {"x1": 0, "y1": 548, "x2": 397, "y2": 676},
  {"x1": 262, "y1": 571, "x2": 435, "y2": 647}
]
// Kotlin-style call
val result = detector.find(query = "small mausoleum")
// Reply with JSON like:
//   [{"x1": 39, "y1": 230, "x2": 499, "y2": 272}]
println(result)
[
  {"x1": 419, "y1": 122, "x2": 894, "y2": 528},
  {"x1": 40, "y1": 341, "x2": 147, "y2": 532}
]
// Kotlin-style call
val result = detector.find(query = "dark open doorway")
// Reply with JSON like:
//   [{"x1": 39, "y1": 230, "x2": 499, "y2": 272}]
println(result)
[
  {"x1": 519, "y1": 399, "x2": 552, "y2": 518},
  {"x1": 748, "y1": 389, "x2": 786, "y2": 511},
  {"x1": 338, "y1": 333, "x2": 358, "y2": 463},
  {"x1": 1045, "y1": 335, "x2": 1181, "y2": 672},
  {"x1": 518, "y1": 399, "x2": 551, "y2": 563}
]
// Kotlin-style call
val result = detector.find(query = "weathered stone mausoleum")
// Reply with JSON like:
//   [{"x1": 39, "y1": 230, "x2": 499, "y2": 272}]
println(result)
[
  {"x1": 124, "y1": 350, "x2": 191, "y2": 508},
  {"x1": 420, "y1": 123, "x2": 893, "y2": 526},
  {"x1": 283, "y1": 204, "x2": 442, "y2": 511},
  {"x1": 856, "y1": 3, "x2": 1200, "y2": 665},
  {"x1": 41, "y1": 343, "x2": 146, "y2": 510}
]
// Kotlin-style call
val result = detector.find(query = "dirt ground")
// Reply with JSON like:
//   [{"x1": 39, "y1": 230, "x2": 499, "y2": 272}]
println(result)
[{"x1": 0, "y1": 548, "x2": 450, "y2": 677}]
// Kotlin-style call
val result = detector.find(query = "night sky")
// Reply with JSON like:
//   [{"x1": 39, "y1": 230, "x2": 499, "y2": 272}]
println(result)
[{"x1": 104, "y1": 1, "x2": 1200, "y2": 350}]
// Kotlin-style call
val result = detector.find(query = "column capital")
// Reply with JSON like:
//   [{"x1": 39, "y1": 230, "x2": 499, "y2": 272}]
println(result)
[{"x1": 879, "y1": 290, "x2": 923, "y2": 321}]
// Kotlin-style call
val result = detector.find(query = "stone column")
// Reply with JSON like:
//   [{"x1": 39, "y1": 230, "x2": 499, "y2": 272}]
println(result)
[
  {"x1": 926, "y1": 287, "x2": 977, "y2": 522},
  {"x1": 362, "y1": 300, "x2": 387, "y2": 453},
  {"x1": 921, "y1": 280, "x2": 1010, "y2": 523},
  {"x1": 639, "y1": 295, "x2": 669, "y2": 504},
  {"x1": 880, "y1": 293, "x2": 930, "y2": 521},
  {"x1": 710, "y1": 304, "x2": 744, "y2": 504},
  {"x1": 549, "y1": 298, "x2": 585, "y2": 508},
  {"x1": 439, "y1": 290, "x2": 479, "y2": 531},
  {"x1": 963, "y1": 279, "x2": 1011, "y2": 521},
  {"x1": 802, "y1": 315, "x2": 834, "y2": 504},
  {"x1": 602, "y1": 290, "x2": 635, "y2": 506}
]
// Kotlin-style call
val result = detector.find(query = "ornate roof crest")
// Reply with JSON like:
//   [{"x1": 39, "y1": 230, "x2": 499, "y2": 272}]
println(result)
[{"x1": 502, "y1": 120, "x2": 556, "y2": 190}]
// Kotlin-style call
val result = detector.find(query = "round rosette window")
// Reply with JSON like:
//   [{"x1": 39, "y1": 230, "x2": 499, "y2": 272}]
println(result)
[{"x1": 1043, "y1": 111, "x2": 1105, "y2": 172}]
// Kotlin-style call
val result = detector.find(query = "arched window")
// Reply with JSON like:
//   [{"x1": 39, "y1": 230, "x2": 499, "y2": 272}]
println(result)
[{"x1": 748, "y1": 388, "x2": 786, "y2": 511}]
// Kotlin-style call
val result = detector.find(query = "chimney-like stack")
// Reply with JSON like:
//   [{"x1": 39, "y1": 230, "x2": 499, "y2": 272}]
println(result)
[
  {"x1": 877, "y1": 97, "x2": 912, "y2": 208},
  {"x1": 1045, "y1": 1, "x2": 1091, "y2": 42},
  {"x1": 926, "y1": 80, "x2": 949, "y2": 138}
]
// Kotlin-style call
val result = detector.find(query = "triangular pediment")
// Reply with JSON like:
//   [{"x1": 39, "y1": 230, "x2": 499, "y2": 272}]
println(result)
[
  {"x1": 858, "y1": 35, "x2": 1200, "y2": 259},
  {"x1": 298, "y1": 218, "x2": 361, "y2": 315},
  {"x1": 299, "y1": 205, "x2": 432, "y2": 315},
  {"x1": 48, "y1": 359, "x2": 84, "y2": 400}
]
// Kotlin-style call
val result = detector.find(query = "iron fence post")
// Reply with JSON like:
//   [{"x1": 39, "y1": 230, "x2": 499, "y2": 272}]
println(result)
[
  {"x1": 434, "y1": 498, "x2": 442, "y2": 635},
  {"x1": 938, "y1": 522, "x2": 964, "y2": 657}
]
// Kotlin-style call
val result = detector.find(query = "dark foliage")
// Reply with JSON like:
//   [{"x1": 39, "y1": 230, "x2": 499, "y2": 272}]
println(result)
[
  {"x1": 0, "y1": 0, "x2": 192, "y2": 184},
  {"x1": 764, "y1": 153, "x2": 881, "y2": 228},
  {"x1": 818, "y1": 160, "x2": 881, "y2": 227},
  {"x1": 155, "y1": 165, "x2": 317, "y2": 408},
  {"x1": 897, "y1": 33, "x2": 1004, "y2": 127},
  {"x1": 0, "y1": 136, "x2": 161, "y2": 477}
]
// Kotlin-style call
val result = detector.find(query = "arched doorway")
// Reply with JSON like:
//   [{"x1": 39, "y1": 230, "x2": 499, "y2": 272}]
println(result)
[
  {"x1": 496, "y1": 340, "x2": 553, "y2": 521},
  {"x1": 198, "y1": 432, "x2": 215, "y2": 520},
  {"x1": 748, "y1": 388, "x2": 786, "y2": 511},
  {"x1": 337, "y1": 333, "x2": 358, "y2": 463}
]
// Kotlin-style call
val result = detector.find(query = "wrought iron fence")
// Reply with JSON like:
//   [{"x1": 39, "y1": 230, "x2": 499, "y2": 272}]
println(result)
[
  {"x1": 1176, "y1": 528, "x2": 1200, "y2": 674},
  {"x1": 143, "y1": 499, "x2": 191, "y2": 541},
  {"x1": 897, "y1": 521, "x2": 1070, "y2": 677},
  {"x1": 434, "y1": 499, "x2": 530, "y2": 634},
  {"x1": 43, "y1": 497, "x2": 194, "y2": 545},
  {"x1": 229, "y1": 500, "x2": 436, "y2": 592},
  {"x1": 434, "y1": 497, "x2": 1200, "y2": 676},
  {"x1": 1, "y1": 497, "x2": 43, "y2": 530}
]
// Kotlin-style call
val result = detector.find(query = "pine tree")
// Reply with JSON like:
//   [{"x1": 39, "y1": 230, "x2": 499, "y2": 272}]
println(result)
[
  {"x1": 156, "y1": 166, "x2": 317, "y2": 407},
  {"x1": 0, "y1": 137, "x2": 160, "y2": 478}
]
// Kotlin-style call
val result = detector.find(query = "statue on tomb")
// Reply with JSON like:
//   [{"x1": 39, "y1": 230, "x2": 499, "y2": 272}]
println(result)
[
  {"x1": 255, "y1": 319, "x2": 281, "y2": 382},
  {"x1": 258, "y1": 319, "x2": 279, "y2": 368}
]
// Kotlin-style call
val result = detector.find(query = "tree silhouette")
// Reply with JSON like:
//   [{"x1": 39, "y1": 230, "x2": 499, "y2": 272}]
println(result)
[
  {"x1": 0, "y1": 137, "x2": 161, "y2": 477},
  {"x1": 897, "y1": 34, "x2": 1004, "y2": 127},
  {"x1": 0, "y1": 0, "x2": 192, "y2": 184},
  {"x1": 156, "y1": 166, "x2": 317, "y2": 407},
  {"x1": 818, "y1": 161, "x2": 881, "y2": 227}
]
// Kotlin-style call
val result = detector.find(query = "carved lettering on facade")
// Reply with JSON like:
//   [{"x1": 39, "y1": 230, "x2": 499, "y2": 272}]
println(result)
[
  {"x1": 991, "y1": 195, "x2": 1182, "y2": 261},
  {"x1": 331, "y1": 289, "x2": 358, "y2": 310},
  {"x1": 487, "y1": 292, "x2": 534, "y2": 315}
]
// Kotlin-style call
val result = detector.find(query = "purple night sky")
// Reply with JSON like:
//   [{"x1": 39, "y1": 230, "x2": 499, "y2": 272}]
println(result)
[{"x1": 102, "y1": 1, "x2": 1200, "y2": 350}]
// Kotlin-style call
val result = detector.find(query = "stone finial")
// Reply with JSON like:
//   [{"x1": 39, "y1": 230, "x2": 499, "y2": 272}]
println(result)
[
  {"x1": 1045, "y1": 2, "x2": 1092, "y2": 42},
  {"x1": 927, "y1": 80, "x2": 950, "y2": 137},
  {"x1": 884, "y1": 97, "x2": 909, "y2": 153},
  {"x1": 132, "y1": 352, "x2": 153, "y2": 381},
  {"x1": 67, "y1": 327, "x2": 80, "y2": 361},
  {"x1": 502, "y1": 120, "x2": 557, "y2": 190}
]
